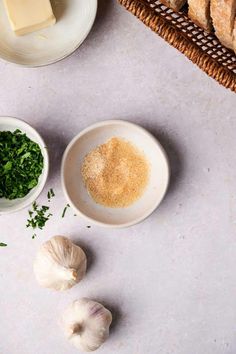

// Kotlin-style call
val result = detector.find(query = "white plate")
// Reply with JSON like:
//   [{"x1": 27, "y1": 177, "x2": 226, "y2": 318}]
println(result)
[
  {"x1": 0, "y1": 117, "x2": 49, "y2": 214},
  {"x1": 61, "y1": 120, "x2": 170, "y2": 228},
  {"x1": 0, "y1": 0, "x2": 97, "y2": 66}
]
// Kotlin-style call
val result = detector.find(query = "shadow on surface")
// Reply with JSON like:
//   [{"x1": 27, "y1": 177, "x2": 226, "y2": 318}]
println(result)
[
  {"x1": 74, "y1": 0, "x2": 113, "y2": 53},
  {"x1": 136, "y1": 120, "x2": 184, "y2": 200},
  {"x1": 93, "y1": 0, "x2": 113, "y2": 32},
  {"x1": 39, "y1": 129, "x2": 67, "y2": 183},
  {"x1": 72, "y1": 237, "x2": 96, "y2": 276}
]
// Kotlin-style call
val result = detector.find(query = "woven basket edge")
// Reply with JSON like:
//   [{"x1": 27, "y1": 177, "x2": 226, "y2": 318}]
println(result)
[{"x1": 118, "y1": 0, "x2": 236, "y2": 93}]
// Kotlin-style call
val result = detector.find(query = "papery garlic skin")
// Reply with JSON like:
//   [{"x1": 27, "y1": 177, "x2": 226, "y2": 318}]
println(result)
[
  {"x1": 62, "y1": 298, "x2": 112, "y2": 352},
  {"x1": 33, "y1": 236, "x2": 87, "y2": 291}
]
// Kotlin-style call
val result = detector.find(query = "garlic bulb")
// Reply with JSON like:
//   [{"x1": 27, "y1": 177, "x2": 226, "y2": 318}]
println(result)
[
  {"x1": 33, "y1": 236, "x2": 87, "y2": 291},
  {"x1": 62, "y1": 298, "x2": 112, "y2": 352}
]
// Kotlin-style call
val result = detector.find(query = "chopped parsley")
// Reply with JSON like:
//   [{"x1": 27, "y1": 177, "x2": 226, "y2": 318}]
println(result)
[
  {"x1": 62, "y1": 204, "x2": 70, "y2": 218},
  {"x1": 0, "y1": 243, "x2": 7, "y2": 247},
  {"x1": 0, "y1": 130, "x2": 44, "y2": 200},
  {"x1": 47, "y1": 188, "x2": 55, "y2": 201},
  {"x1": 26, "y1": 201, "x2": 52, "y2": 231}
]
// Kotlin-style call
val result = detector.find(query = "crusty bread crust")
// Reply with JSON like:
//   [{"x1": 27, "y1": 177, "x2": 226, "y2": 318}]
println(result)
[
  {"x1": 188, "y1": 0, "x2": 212, "y2": 31},
  {"x1": 233, "y1": 20, "x2": 236, "y2": 53},
  {"x1": 211, "y1": 0, "x2": 236, "y2": 49},
  {"x1": 159, "y1": 0, "x2": 186, "y2": 11}
]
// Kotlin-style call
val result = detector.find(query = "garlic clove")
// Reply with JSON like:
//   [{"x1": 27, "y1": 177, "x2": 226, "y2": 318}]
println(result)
[
  {"x1": 61, "y1": 298, "x2": 112, "y2": 352},
  {"x1": 33, "y1": 236, "x2": 87, "y2": 291}
]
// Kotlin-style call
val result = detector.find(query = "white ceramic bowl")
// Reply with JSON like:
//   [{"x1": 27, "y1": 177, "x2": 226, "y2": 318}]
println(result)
[
  {"x1": 62, "y1": 120, "x2": 170, "y2": 228},
  {"x1": 0, "y1": 117, "x2": 49, "y2": 214},
  {"x1": 0, "y1": 0, "x2": 97, "y2": 66}
]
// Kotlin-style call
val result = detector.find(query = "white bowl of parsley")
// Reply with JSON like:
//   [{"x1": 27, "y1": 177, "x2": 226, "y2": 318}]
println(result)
[{"x1": 0, "y1": 117, "x2": 49, "y2": 214}]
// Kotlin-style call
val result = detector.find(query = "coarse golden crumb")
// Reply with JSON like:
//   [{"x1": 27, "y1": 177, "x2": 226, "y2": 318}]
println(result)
[{"x1": 81, "y1": 137, "x2": 149, "y2": 208}]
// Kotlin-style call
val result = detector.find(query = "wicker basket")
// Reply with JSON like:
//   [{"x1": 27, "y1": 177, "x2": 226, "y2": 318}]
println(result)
[{"x1": 118, "y1": 0, "x2": 236, "y2": 92}]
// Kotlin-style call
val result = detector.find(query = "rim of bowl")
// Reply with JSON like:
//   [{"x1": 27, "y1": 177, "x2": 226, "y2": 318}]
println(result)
[
  {"x1": 0, "y1": 116, "x2": 49, "y2": 214},
  {"x1": 0, "y1": 0, "x2": 98, "y2": 67},
  {"x1": 61, "y1": 120, "x2": 170, "y2": 228}
]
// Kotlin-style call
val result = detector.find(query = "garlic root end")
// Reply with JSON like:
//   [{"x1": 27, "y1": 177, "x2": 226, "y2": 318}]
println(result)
[
  {"x1": 69, "y1": 323, "x2": 82, "y2": 335},
  {"x1": 71, "y1": 269, "x2": 78, "y2": 281}
]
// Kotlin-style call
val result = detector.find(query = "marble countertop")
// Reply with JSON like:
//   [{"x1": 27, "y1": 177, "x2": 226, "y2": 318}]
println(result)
[{"x1": 1, "y1": 1, "x2": 236, "y2": 354}]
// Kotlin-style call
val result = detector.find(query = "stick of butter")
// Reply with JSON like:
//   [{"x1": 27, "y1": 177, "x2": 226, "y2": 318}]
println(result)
[{"x1": 4, "y1": 0, "x2": 56, "y2": 36}]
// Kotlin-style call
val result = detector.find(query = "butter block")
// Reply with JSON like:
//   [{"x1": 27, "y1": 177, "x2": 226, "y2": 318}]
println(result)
[{"x1": 4, "y1": 0, "x2": 56, "y2": 36}]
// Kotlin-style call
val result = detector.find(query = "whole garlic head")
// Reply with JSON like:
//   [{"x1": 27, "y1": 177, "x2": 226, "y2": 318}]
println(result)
[
  {"x1": 33, "y1": 236, "x2": 87, "y2": 291},
  {"x1": 62, "y1": 298, "x2": 112, "y2": 352}
]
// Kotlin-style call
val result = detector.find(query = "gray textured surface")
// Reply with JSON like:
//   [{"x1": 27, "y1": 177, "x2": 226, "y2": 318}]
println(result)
[{"x1": 0, "y1": 1, "x2": 236, "y2": 354}]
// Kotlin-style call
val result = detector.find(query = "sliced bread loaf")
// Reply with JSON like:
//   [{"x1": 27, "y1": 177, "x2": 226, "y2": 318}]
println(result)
[
  {"x1": 188, "y1": 0, "x2": 212, "y2": 31},
  {"x1": 159, "y1": 0, "x2": 187, "y2": 12},
  {"x1": 211, "y1": 0, "x2": 236, "y2": 49}
]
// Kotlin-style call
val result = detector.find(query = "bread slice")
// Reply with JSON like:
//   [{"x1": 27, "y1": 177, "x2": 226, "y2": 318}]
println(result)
[
  {"x1": 188, "y1": 0, "x2": 212, "y2": 31},
  {"x1": 159, "y1": 0, "x2": 186, "y2": 12},
  {"x1": 211, "y1": 0, "x2": 236, "y2": 49}
]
